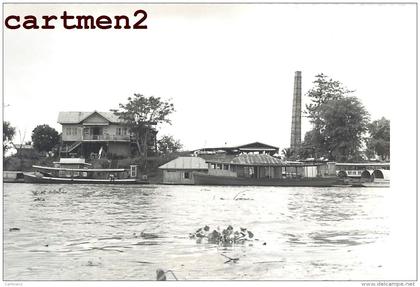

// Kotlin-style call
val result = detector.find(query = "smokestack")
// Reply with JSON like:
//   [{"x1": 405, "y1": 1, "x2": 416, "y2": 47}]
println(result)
[{"x1": 290, "y1": 71, "x2": 302, "y2": 150}]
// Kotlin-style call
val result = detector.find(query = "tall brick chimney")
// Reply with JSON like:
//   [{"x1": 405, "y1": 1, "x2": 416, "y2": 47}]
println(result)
[{"x1": 290, "y1": 71, "x2": 302, "y2": 150}]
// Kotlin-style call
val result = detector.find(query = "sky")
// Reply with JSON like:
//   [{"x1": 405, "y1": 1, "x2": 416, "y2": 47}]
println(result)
[{"x1": 3, "y1": 3, "x2": 416, "y2": 152}]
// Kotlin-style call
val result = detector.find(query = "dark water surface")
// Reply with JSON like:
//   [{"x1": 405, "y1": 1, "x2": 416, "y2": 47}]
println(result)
[{"x1": 3, "y1": 183, "x2": 390, "y2": 280}]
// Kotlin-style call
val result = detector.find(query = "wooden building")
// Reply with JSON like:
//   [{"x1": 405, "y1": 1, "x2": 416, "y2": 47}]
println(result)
[
  {"x1": 159, "y1": 156, "x2": 208, "y2": 184},
  {"x1": 195, "y1": 142, "x2": 279, "y2": 156},
  {"x1": 14, "y1": 144, "x2": 36, "y2": 158},
  {"x1": 58, "y1": 111, "x2": 157, "y2": 159}
]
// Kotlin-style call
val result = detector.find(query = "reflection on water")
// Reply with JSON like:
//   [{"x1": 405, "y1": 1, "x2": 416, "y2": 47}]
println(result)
[{"x1": 4, "y1": 184, "x2": 389, "y2": 280}]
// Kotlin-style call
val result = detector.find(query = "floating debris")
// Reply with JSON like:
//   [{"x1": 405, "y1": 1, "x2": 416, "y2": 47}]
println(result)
[
  {"x1": 134, "y1": 261, "x2": 154, "y2": 264},
  {"x1": 156, "y1": 269, "x2": 178, "y2": 281},
  {"x1": 139, "y1": 231, "x2": 159, "y2": 239},
  {"x1": 86, "y1": 260, "x2": 102, "y2": 267},
  {"x1": 221, "y1": 254, "x2": 240, "y2": 264},
  {"x1": 9, "y1": 227, "x2": 20, "y2": 232},
  {"x1": 32, "y1": 188, "x2": 66, "y2": 196},
  {"x1": 190, "y1": 225, "x2": 255, "y2": 245}
]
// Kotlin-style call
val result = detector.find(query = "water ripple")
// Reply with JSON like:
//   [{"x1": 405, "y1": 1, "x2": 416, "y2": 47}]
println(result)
[{"x1": 4, "y1": 184, "x2": 389, "y2": 280}]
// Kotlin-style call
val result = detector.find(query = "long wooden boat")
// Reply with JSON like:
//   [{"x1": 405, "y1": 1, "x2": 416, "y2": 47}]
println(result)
[
  {"x1": 193, "y1": 172, "x2": 340, "y2": 187},
  {"x1": 23, "y1": 172, "x2": 146, "y2": 184},
  {"x1": 23, "y1": 158, "x2": 148, "y2": 184}
]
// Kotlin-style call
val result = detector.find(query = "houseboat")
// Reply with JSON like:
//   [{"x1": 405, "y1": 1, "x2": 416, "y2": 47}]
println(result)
[
  {"x1": 23, "y1": 158, "x2": 148, "y2": 184},
  {"x1": 191, "y1": 154, "x2": 340, "y2": 187},
  {"x1": 336, "y1": 162, "x2": 390, "y2": 187},
  {"x1": 159, "y1": 156, "x2": 208, "y2": 185}
]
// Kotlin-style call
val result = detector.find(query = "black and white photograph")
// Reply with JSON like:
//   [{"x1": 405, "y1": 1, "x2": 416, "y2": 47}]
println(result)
[{"x1": 2, "y1": 2, "x2": 417, "y2": 285}]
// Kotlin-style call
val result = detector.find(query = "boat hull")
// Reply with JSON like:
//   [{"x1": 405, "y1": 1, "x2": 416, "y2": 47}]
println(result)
[
  {"x1": 3, "y1": 171, "x2": 25, "y2": 183},
  {"x1": 193, "y1": 173, "x2": 339, "y2": 187},
  {"x1": 23, "y1": 173, "x2": 148, "y2": 184}
]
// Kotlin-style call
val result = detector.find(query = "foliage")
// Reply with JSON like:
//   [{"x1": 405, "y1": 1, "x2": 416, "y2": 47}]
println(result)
[
  {"x1": 365, "y1": 117, "x2": 390, "y2": 160},
  {"x1": 111, "y1": 94, "x2": 175, "y2": 160},
  {"x1": 281, "y1": 147, "x2": 295, "y2": 160},
  {"x1": 190, "y1": 225, "x2": 254, "y2": 246},
  {"x1": 305, "y1": 73, "x2": 354, "y2": 125},
  {"x1": 303, "y1": 74, "x2": 370, "y2": 161},
  {"x1": 31, "y1": 124, "x2": 60, "y2": 152},
  {"x1": 3, "y1": 121, "x2": 15, "y2": 155},
  {"x1": 157, "y1": 135, "x2": 183, "y2": 154}
]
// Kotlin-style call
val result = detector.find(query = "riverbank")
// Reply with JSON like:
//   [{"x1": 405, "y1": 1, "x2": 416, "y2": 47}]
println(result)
[{"x1": 3, "y1": 152, "x2": 190, "y2": 182}]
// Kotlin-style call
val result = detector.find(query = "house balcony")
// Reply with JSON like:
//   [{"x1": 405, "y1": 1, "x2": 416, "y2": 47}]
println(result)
[{"x1": 82, "y1": 134, "x2": 132, "y2": 142}]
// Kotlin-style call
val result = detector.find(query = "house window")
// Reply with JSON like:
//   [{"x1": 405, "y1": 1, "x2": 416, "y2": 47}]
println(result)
[
  {"x1": 65, "y1": 127, "x2": 72, "y2": 135},
  {"x1": 130, "y1": 165, "x2": 137, "y2": 178},
  {"x1": 72, "y1": 128, "x2": 78, "y2": 135},
  {"x1": 223, "y1": 164, "x2": 229, "y2": 170},
  {"x1": 117, "y1": 127, "x2": 127, "y2": 136},
  {"x1": 184, "y1": 172, "x2": 190, "y2": 179},
  {"x1": 210, "y1": 163, "x2": 216, "y2": 169},
  {"x1": 216, "y1": 164, "x2": 222, "y2": 170}
]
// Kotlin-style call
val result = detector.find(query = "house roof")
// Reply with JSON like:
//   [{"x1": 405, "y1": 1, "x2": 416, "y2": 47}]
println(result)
[
  {"x1": 206, "y1": 154, "x2": 284, "y2": 166},
  {"x1": 336, "y1": 162, "x2": 390, "y2": 167},
  {"x1": 196, "y1": 141, "x2": 279, "y2": 153},
  {"x1": 54, "y1": 158, "x2": 91, "y2": 165},
  {"x1": 159, "y1": 156, "x2": 208, "y2": 170},
  {"x1": 57, "y1": 111, "x2": 124, "y2": 124},
  {"x1": 236, "y1": 142, "x2": 278, "y2": 150},
  {"x1": 14, "y1": 144, "x2": 33, "y2": 150}
]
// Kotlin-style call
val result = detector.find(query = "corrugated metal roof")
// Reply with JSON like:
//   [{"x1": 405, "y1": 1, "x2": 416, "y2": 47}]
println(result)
[
  {"x1": 198, "y1": 154, "x2": 236, "y2": 162},
  {"x1": 231, "y1": 154, "x2": 283, "y2": 166},
  {"x1": 206, "y1": 154, "x2": 284, "y2": 166},
  {"x1": 57, "y1": 111, "x2": 124, "y2": 124},
  {"x1": 336, "y1": 162, "x2": 390, "y2": 167},
  {"x1": 159, "y1": 157, "x2": 208, "y2": 170}
]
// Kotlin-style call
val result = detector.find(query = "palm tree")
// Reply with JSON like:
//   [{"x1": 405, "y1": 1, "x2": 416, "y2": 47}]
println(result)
[{"x1": 281, "y1": 148, "x2": 294, "y2": 160}]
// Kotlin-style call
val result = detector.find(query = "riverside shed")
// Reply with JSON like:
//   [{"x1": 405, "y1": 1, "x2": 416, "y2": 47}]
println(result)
[{"x1": 159, "y1": 156, "x2": 208, "y2": 184}]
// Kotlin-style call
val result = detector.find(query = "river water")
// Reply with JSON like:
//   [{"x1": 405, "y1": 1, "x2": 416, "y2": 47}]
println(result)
[{"x1": 3, "y1": 183, "x2": 392, "y2": 280}]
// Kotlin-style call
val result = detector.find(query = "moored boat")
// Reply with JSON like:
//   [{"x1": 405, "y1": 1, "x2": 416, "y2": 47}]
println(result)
[
  {"x1": 191, "y1": 154, "x2": 340, "y2": 187},
  {"x1": 3, "y1": 171, "x2": 25, "y2": 183},
  {"x1": 23, "y1": 158, "x2": 148, "y2": 184},
  {"x1": 193, "y1": 172, "x2": 339, "y2": 187}
]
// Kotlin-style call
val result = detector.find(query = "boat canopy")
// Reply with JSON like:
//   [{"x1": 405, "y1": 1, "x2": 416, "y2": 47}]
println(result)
[
  {"x1": 53, "y1": 158, "x2": 91, "y2": 165},
  {"x1": 32, "y1": 165, "x2": 126, "y2": 172}
]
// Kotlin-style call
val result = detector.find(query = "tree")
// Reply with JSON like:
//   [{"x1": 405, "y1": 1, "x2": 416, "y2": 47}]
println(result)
[
  {"x1": 111, "y1": 94, "x2": 175, "y2": 159},
  {"x1": 305, "y1": 73, "x2": 354, "y2": 127},
  {"x1": 365, "y1": 117, "x2": 390, "y2": 161},
  {"x1": 281, "y1": 147, "x2": 294, "y2": 160},
  {"x1": 158, "y1": 135, "x2": 183, "y2": 154},
  {"x1": 3, "y1": 121, "x2": 15, "y2": 155},
  {"x1": 304, "y1": 74, "x2": 370, "y2": 161},
  {"x1": 31, "y1": 124, "x2": 60, "y2": 153}
]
